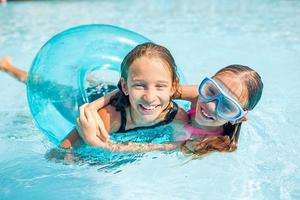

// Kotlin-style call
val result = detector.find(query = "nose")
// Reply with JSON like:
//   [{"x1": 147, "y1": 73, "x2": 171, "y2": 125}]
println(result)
[
  {"x1": 204, "y1": 100, "x2": 217, "y2": 113},
  {"x1": 143, "y1": 88, "x2": 156, "y2": 103}
]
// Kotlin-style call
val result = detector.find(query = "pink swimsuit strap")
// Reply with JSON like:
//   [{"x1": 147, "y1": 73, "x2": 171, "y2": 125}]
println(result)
[
  {"x1": 187, "y1": 107, "x2": 196, "y2": 116},
  {"x1": 184, "y1": 107, "x2": 224, "y2": 136},
  {"x1": 183, "y1": 124, "x2": 224, "y2": 136}
]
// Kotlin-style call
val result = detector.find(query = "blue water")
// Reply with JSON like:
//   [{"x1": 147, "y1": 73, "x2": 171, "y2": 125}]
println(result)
[{"x1": 1, "y1": 0, "x2": 300, "y2": 199}]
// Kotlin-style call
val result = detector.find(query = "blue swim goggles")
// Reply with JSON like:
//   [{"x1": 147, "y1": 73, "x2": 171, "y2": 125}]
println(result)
[{"x1": 198, "y1": 77, "x2": 246, "y2": 121}]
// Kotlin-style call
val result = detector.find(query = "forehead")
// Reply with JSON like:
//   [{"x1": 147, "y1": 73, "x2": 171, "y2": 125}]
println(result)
[
  {"x1": 128, "y1": 56, "x2": 172, "y2": 81},
  {"x1": 213, "y1": 73, "x2": 248, "y2": 106}
]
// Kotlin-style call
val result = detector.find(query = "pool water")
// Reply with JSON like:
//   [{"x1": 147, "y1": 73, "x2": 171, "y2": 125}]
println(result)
[{"x1": 1, "y1": 0, "x2": 300, "y2": 199}]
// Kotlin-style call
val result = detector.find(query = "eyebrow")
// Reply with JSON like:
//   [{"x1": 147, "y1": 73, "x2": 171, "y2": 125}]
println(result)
[
  {"x1": 156, "y1": 80, "x2": 169, "y2": 84},
  {"x1": 131, "y1": 79, "x2": 170, "y2": 84}
]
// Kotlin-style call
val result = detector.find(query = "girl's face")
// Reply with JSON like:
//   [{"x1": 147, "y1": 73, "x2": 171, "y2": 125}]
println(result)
[
  {"x1": 121, "y1": 56, "x2": 176, "y2": 125},
  {"x1": 195, "y1": 72, "x2": 248, "y2": 129}
]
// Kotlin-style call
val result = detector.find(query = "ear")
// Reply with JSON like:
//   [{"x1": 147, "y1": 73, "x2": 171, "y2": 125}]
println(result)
[
  {"x1": 171, "y1": 78, "x2": 179, "y2": 97},
  {"x1": 240, "y1": 115, "x2": 248, "y2": 122},
  {"x1": 240, "y1": 110, "x2": 249, "y2": 122},
  {"x1": 230, "y1": 111, "x2": 249, "y2": 125},
  {"x1": 120, "y1": 78, "x2": 129, "y2": 96}
]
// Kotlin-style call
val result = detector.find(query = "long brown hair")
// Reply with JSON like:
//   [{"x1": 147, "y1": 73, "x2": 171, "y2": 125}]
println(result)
[
  {"x1": 181, "y1": 64, "x2": 263, "y2": 157},
  {"x1": 109, "y1": 42, "x2": 179, "y2": 111}
]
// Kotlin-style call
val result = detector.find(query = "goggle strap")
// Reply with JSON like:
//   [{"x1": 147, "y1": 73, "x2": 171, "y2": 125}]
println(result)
[{"x1": 229, "y1": 123, "x2": 242, "y2": 144}]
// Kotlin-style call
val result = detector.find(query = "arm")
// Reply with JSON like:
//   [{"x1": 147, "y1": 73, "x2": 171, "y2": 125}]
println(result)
[
  {"x1": 0, "y1": 57, "x2": 28, "y2": 83},
  {"x1": 175, "y1": 85, "x2": 198, "y2": 105},
  {"x1": 105, "y1": 141, "x2": 180, "y2": 152},
  {"x1": 86, "y1": 90, "x2": 118, "y2": 141},
  {"x1": 77, "y1": 104, "x2": 181, "y2": 152},
  {"x1": 60, "y1": 129, "x2": 81, "y2": 149},
  {"x1": 60, "y1": 99, "x2": 117, "y2": 149},
  {"x1": 174, "y1": 106, "x2": 189, "y2": 123},
  {"x1": 77, "y1": 103, "x2": 116, "y2": 145},
  {"x1": 86, "y1": 89, "x2": 118, "y2": 112},
  {"x1": 77, "y1": 90, "x2": 118, "y2": 141}
]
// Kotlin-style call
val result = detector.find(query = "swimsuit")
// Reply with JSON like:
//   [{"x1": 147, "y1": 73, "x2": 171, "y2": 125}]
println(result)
[
  {"x1": 179, "y1": 107, "x2": 224, "y2": 141},
  {"x1": 116, "y1": 102, "x2": 178, "y2": 133}
]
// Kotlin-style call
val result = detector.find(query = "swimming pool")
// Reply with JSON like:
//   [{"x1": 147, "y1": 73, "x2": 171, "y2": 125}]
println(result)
[{"x1": 1, "y1": 0, "x2": 300, "y2": 199}]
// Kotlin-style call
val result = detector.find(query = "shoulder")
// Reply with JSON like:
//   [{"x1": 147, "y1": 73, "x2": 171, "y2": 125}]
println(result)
[
  {"x1": 190, "y1": 98, "x2": 198, "y2": 107},
  {"x1": 98, "y1": 105, "x2": 121, "y2": 133},
  {"x1": 174, "y1": 106, "x2": 189, "y2": 123}
]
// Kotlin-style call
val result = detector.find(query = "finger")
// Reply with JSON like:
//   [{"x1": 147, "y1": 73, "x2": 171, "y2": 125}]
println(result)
[
  {"x1": 96, "y1": 129, "x2": 108, "y2": 142},
  {"x1": 98, "y1": 125, "x2": 109, "y2": 142},
  {"x1": 94, "y1": 114, "x2": 109, "y2": 141},
  {"x1": 84, "y1": 105, "x2": 93, "y2": 121},
  {"x1": 76, "y1": 118, "x2": 83, "y2": 137},
  {"x1": 76, "y1": 118, "x2": 81, "y2": 127},
  {"x1": 88, "y1": 110, "x2": 108, "y2": 141},
  {"x1": 79, "y1": 104, "x2": 88, "y2": 123}
]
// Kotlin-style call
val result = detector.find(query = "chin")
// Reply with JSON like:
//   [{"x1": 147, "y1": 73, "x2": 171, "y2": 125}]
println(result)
[
  {"x1": 140, "y1": 115, "x2": 160, "y2": 123},
  {"x1": 196, "y1": 118, "x2": 225, "y2": 128},
  {"x1": 195, "y1": 117, "x2": 214, "y2": 126}
]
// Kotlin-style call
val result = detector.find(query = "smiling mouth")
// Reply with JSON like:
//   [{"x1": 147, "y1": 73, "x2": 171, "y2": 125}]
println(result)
[
  {"x1": 139, "y1": 104, "x2": 160, "y2": 113},
  {"x1": 200, "y1": 107, "x2": 216, "y2": 120}
]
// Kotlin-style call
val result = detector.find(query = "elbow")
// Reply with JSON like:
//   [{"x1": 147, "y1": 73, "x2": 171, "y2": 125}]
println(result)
[{"x1": 84, "y1": 135, "x2": 111, "y2": 150}]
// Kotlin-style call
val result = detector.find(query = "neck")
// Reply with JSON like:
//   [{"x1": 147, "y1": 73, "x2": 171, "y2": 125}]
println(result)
[
  {"x1": 127, "y1": 107, "x2": 161, "y2": 127},
  {"x1": 128, "y1": 107, "x2": 141, "y2": 125}
]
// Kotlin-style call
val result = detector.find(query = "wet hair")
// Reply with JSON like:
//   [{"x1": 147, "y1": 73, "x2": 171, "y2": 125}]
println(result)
[
  {"x1": 181, "y1": 64, "x2": 263, "y2": 158},
  {"x1": 109, "y1": 42, "x2": 179, "y2": 111}
]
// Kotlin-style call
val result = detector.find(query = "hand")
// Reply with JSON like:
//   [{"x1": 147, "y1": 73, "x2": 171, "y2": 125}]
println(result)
[
  {"x1": 88, "y1": 105, "x2": 109, "y2": 142},
  {"x1": 76, "y1": 104, "x2": 109, "y2": 147},
  {"x1": 0, "y1": 56, "x2": 12, "y2": 71},
  {"x1": 183, "y1": 137, "x2": 207, "y2": 152}
]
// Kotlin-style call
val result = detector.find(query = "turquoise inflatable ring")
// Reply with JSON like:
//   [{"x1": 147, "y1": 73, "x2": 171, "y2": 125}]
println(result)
[{"x1": 27, "y1": 24, "x2": 151, "y2": 145}]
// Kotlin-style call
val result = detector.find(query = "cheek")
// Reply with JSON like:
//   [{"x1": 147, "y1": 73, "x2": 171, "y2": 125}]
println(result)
[
  {"x1": 164, "y1": 86, "x2": 174, "y2": 96},
  {"x1": 158, "y1": 90, "x2": 172, "y2": 102},
  {"x1": 196, "y1": 97, "x2": 205, "y2": 108},
  {"x1": 127, "y1": 88, "x2": 141, "y2": 103}
]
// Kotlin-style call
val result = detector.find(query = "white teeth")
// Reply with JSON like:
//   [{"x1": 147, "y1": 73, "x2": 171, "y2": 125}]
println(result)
[
  {"x1": 201, "y1": 108, "x2": 214, "y2": 119},
  {"x1": 141, "y1": 105, "x2": 156, "y2": 110}
]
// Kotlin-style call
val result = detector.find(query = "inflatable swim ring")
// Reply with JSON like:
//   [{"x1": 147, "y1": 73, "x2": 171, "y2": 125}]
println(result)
[{"x1": 27, "y1": 24, "x2": 189, "y2": 146}]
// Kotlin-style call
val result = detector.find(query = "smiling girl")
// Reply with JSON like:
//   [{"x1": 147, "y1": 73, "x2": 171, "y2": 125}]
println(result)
[{"x1": 75, "y1": 42, "x2": 188, "y2": 147}]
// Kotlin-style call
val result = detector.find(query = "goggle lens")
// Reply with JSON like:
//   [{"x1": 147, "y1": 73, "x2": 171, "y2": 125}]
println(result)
[
  {"x1": 218, "y1": 97, "x2": 241, "y2": 118},
  {"x1": 200, "y1": 79, "x2": 221, "y2": 100}
]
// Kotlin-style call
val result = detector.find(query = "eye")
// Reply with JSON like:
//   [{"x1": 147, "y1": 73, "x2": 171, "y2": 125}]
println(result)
[
  {"x1": 132, "y1": 83, "x2": 145, "y2": 89},
  {"x1": 156, "y1": 84, "x2": 167, "y2": 90},
  {"x1": 220, "y1": 97, "x2": 240, "y2": 114},
  {"x1": 205, "y1": 86, "x2": 217, "y2": 97}
]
